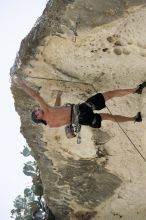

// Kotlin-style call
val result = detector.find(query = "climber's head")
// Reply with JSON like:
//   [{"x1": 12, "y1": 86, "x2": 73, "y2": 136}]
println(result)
[{"x1": 31, "y1": 107, "x2": 47, "y2": 125}]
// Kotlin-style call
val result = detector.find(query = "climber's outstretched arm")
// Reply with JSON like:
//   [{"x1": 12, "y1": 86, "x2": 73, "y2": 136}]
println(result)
[{"x1": 13, "y1": 77, "x2": 48, "y2": 111}]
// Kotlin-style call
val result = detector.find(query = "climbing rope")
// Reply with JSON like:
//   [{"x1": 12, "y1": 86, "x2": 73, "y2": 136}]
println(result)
[
  {"x1": 12, "y1": 74, "x2": 146, "y2": 161},
  {"x1": 92, "y1": 85, "x2": 146, "y2": 162}
]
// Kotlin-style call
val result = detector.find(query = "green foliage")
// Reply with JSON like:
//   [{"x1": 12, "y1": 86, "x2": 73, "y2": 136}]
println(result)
[
  {"x1": 21, "y1": 146, "x2": 31, "y2": 157},
  {"x1": 25, "y1": 161, "x2": 36, "y2": 167},
  {"x1": 28, "y1": 201, "x2": 40, "y2": 212},
  {"x1": 24, "y1": 162, "x2": 35, "y2": 171},
  {"x1": 24, "y1": 215, "x2": 34, "y2": 220},
  {"x1": 14, "y1": 195, "x2": 27, "y2": 210},
  {"x1": 23, "y1": 170, "x2": 35, "y2": 177},
  {"x1": 11, "y1": 209, "x2": 21, "y2": 219},
  {"x1": 15, "y1": 217, "x2": 23, "y2": 220},
  {"x1": 24, "y1": 164, "x2": 34, "y2": 172},
  {"x1": 24, "y1": 188, "x2": 32, "y2": 197},
  {"x1": 23, "y1": 161, "x2": 37, "y2": 177},
  {"x1": 32, "y1": 184, "x2": 44, "y2": 196},
  {"x1": 11, "y1": 147, "x2": 47, "y2": 220}
]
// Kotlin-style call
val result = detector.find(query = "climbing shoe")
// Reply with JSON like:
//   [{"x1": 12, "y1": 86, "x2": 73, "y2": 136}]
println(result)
[
  {"x1": 135, "y1": 112, "x2": 142, "y2": 122},
  {"x1": 135, "y1": 82, "x2": 146, "y2": 94}
]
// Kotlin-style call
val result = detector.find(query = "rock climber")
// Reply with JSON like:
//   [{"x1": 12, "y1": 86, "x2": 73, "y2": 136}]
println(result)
[{"x1": 13, "y1": 76, "x2": 145, "y2": 138}]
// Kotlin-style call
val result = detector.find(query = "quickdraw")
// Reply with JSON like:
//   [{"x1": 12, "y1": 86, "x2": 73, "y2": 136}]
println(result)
[
  {"x1": 65, "y1": 104, "x2": 82, "y2": 144},
  {"x1": 72, "y1": 104, "x2": 82, "y2": 144}
]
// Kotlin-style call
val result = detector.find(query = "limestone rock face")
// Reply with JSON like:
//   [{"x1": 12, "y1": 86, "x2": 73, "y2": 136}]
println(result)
[{"x1": 11, "y1": 0, "x2": 146, "y2": 219}]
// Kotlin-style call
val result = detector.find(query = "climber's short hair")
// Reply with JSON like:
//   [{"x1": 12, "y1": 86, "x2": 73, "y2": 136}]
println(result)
[{"x1": 31, "y1": 110, "x2": 47, "y2": 125}]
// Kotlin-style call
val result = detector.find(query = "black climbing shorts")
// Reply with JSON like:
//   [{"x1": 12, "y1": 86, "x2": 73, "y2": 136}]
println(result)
[
  {"x1": 78, "y1": 93, "x2": 106, "y2": 128},
  {"x1": 86, "y1": 93, "x2": 106, "y2": 110}
]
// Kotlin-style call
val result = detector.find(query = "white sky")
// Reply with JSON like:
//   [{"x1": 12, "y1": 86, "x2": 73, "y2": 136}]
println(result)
[{"x1": 0, "y1": 1, "x2": 48, "y2": 219}]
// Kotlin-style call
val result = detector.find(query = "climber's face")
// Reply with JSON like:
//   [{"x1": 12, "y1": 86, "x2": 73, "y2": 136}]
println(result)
[{"x1": 34, "y1": 107, "x2": 44, "y2": 119}]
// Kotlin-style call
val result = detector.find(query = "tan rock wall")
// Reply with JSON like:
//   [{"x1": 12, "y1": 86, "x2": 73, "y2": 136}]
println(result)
[{"x1": 11, "y1": 1, "x2": 146, "y2": 219}]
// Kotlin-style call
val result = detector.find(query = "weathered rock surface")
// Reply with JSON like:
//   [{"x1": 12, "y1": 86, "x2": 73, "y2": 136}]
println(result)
[{"x1": 11, "y1": 0, "x2": 146, "y2": 219}]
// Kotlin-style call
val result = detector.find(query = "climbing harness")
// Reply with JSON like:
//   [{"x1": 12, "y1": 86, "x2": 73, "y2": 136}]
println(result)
[{"x1": 65, "y1": 104, "x2": 82, "y2": 144}]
